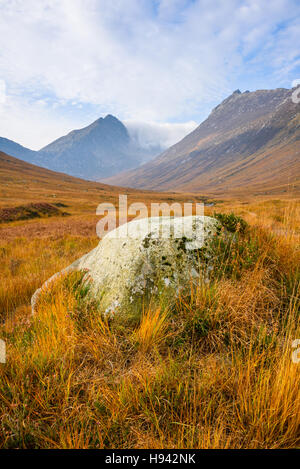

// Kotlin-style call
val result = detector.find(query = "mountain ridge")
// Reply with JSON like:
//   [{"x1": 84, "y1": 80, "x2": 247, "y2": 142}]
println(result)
[
  {"x1": 104, "y1": 87, "x2": 300, "y2": 195},
  {"x1": 0, "y1": 115, "x2": 161, "y2": 181},
  {"x1": 0, "y1": 136, "x2": 38, "y2": 163}
]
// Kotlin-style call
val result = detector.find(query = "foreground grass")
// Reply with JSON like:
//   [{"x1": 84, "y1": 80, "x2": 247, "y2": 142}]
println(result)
[
  {"x1": 0, "y1": 235, "x2": 98, "y2": 318},
  {"x1": 0, "y1": 199, "x2": 299, "y2": 449}
]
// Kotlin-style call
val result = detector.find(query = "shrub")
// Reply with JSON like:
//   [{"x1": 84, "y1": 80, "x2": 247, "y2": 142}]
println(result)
[{"x1": 213, "y1": 212, "x2": 248, "y2": 234}]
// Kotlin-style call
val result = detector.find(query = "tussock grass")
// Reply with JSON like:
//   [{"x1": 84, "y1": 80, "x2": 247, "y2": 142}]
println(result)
[
  {"x1": 132, "y1": 308, "x2": 170, "y2": 353},
  {"x1": 0, "y1": 236, "x2": 98, "y2": 319},
  {"x1": 0, "y1": 199, "x2": 299, "y2": 449}
]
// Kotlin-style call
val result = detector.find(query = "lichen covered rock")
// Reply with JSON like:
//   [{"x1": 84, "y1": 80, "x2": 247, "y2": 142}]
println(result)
[{"x1": 32, "y1": 216, "x2": 220, "y2": 315}]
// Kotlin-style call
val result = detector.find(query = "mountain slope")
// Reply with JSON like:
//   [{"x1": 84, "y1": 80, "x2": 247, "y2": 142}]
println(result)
[
  {"x1": 105, "y1": 88, "x2": 300, "y2": 194},
  {"x1": 1, "y1": 150, "x2": 204, "y2": 214},
  {"x1": 0, "y1": 149, "x2": 116, "y2": 209},
  {"x1": 0, "y1": 115, "x2": 160, "y2": 181},
  {"x1": 0, "y1": 137, "x2": 38, "y2": 163},
  {"x1": 40, "y1": 114, "x2": 152, "y2": 180}
]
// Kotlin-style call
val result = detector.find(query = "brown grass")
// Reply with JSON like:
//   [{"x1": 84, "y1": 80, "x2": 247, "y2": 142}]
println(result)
[
  {"x1": 0, "y1": 196, "x2": 299, "y2": 449},
  {"x1": 0, "y1": 153, "x2": 299, "y2": 448},
  {"x1": 0, "y1": 202, "x2": 69, "y2": 223}
]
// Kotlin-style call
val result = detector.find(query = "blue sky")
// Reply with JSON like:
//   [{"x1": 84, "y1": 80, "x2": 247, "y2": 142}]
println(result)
[{"x1": 0, "y1": 0, "x2": 299, "y2": 149}]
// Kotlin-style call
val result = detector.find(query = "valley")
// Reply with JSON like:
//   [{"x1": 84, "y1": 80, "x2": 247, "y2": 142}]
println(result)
[{"x1": 106, "y1": 88, "x2": 300, "y2": 196}]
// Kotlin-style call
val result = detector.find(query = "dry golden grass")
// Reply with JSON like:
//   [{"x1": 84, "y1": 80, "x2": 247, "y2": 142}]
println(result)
[
  {"x1": 133, "y1": 308, "x2": 170, "y2": 353},
  {"x1": 0, "y1": 155, "x2": 299, "y2": 449},
  {"x1": 0, "y1": 236, "x2": 98, "y2": 317}
]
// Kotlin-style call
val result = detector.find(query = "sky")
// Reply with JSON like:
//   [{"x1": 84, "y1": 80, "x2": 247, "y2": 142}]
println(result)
[{"x1": 0, "y1": 0, "x2": 299, "y2": 150}]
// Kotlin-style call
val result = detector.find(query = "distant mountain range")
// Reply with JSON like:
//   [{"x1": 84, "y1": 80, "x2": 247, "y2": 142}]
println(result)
[
  {"x1": 0, "y1": 115, "x2": 162, "y2": 180},
  {"x1": 2, "y1": 87, "x2": 299, "y2": 195},
  {"x1": 105, "y1": 87, "x2": 300, "y2": 194}
]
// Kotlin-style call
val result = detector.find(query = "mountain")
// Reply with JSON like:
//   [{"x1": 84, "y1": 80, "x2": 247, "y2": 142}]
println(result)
[
  {"x1": 0, "y1": 149, "x2": 112, "y2": 199},
  {"x1": 105, "y1": 87, "x2": 300, "y2": 195},
  {"x1": 0, "y1": 149, "x2": 126, "y2": 211},
  {"x1": 0, "y1": 137, "x2": 38, "y2": 163},
  {"x1": 0, "y1": 115, "x2": 160, "y2": 181},
  {"x1": 40, "y1": 114, "x2": 157, "y2": 180}
]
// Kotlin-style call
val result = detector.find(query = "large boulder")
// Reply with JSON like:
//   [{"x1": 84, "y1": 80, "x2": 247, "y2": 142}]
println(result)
[{"x1": 32, "y1": 216, "x2": 220, "y2": 315}]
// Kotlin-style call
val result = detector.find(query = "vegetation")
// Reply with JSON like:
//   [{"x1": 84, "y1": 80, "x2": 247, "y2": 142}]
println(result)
[
  {"x1": 213, "y1": 211, "x2": 248, "y2": 234},
  {"x1": 0, "y1": 203, "x2": 69, "y2": 223},
  {"x1": 0, "y1": 198, "x2": 299, "y2": 449}
]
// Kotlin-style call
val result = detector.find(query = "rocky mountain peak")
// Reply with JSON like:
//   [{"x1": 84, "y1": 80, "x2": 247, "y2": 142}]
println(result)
[
  {"x1": 0, "y1": 111, "x2": 161, "y2": 180},
  {"x1": 106, "y1": 86, "x2": 300, "y2": 194},
  {"x1": 104, "y1": 114, "x2": 119, "y2": 121}
]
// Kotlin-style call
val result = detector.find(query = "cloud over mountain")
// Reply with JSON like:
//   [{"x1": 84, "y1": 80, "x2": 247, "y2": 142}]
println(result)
[
  {"x1": 125, "y1": 120, "x2": 198, "y2": 151},
  {"x1": 0, "y1": 0, "x2": 299, "y2": 149}
]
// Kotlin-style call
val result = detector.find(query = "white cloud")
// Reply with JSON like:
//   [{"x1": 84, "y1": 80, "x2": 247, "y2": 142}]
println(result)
[
  {"x1": 0, "y1": 80, "x2": 6, "y2": 105},
  {"x1": 125, "y1": 120, "x2": 198, "y2": 150},
  {"x1": 0, "y1": 93, "x2": 87, "y2": 150},
  {"x1": 0, "y1": 0, "x2": 299, "y2": 148}
]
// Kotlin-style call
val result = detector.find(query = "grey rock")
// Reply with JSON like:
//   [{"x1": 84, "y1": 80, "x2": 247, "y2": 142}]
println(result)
[{"x1": 31, "y1": 216, "x2": 220, "y2": 316}]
